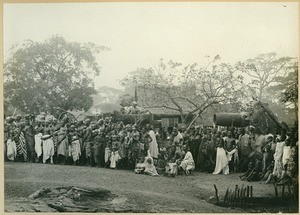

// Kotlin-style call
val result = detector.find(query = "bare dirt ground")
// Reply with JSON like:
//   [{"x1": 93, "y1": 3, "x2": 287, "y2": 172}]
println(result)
[{"x1": 3, "y1": 162, "x2": 293, "y2": 213}]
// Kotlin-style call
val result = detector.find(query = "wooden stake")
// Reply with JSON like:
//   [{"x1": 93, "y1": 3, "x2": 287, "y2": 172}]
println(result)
[
  {"x1": 224, "y1": 188, "x2": 229, "y2": 206},
  {"x1": 228, "y1": 189, "x2": 232, "y2": 206},
  {"x1": 274, "y1": 183, "x2": 278, "y2": 198},
  {"x1": 246, "y1": 186, "x2": 249, "y2": 198},
  {"x1": 237, "y1": 188, "x2": 240, "y2": 207},
  {"x1": 214, "y1": 184, "x2": 219, "y2": 204},
  {"x1": 243, "y1": 187, "x2": 247, "y2": 207},
  {"x1": 234, "y1": 185, "x2": 238, "y2": 206}
]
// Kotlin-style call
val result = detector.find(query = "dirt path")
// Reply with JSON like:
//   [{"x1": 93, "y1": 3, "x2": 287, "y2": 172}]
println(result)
[{"x1": 4, "y1": 162, "x2": 277, "y2": 212}]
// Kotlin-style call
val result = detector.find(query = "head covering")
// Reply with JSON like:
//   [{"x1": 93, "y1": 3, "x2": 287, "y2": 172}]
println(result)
[
  {"x1": 266, "y1": 134, "x2": 274, "y2": 140},
  {"x1": 71, "y1": 135, "x2": 79, "y2": 141},
  {"x1": 16, "y1": 114, "x2": 22, "y2": 120},
  {"x1": 6, "y1": 117, "x2": 13, "y2": 123}
]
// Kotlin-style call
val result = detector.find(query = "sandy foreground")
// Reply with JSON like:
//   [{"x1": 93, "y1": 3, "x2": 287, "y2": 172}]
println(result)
[{"x1": 3, "y1": 162, "x2": 288, "y2": 213}]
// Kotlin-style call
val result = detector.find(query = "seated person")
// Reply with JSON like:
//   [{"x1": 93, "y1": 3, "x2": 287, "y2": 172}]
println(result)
[
  {"x1": 144, "y1": 156, "x2": 159, "y2": 177},
  {"x1": 134, "y1": 150, "x2": 159, "y2": 177},
  {"x1": 165, "y1": 144, "x2": 184, "y2": 177},
  {"x1": 178, "y1": 145, "x2": 195, "y2": 175},
  {"x1": 134, "y1": 157, "x2": 146, "y2": 174}
]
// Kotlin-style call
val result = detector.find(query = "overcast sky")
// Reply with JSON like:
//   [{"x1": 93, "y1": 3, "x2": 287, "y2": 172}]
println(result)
[{"x1": 4, "y1": 2, "x2": 299, "y2": 89}]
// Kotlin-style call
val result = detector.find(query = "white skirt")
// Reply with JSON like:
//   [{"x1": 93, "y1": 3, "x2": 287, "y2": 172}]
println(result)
[{"x1": 212, "y1": 147, "x2": 229, "y2": 175}]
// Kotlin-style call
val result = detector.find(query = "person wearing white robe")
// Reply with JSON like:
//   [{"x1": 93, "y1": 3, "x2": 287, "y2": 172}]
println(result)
[
  {"x1": 144, "y1": 150, "x2": 159, "y2": 176},
  {"x1": 213, "y1": 138, "x2": 229, "y2": 175},
  {"x1": 69, "y1": 136, "x2": 81, "y2": 163},
  {"x1": 34, "y1": 132, "x2": 43, "y2": 159},
  {"x1": 265, "y1": 135, "x2": 287, "y2": 183},
  {"x1": 42, "y1": 135, "x2": 54, "y2": 164},
  {"x1": 272, "y1": 139, "x2": 285, "y2": 178},
  {"x1": 180, "y1": 146, "x2": 195, "y2": 174},
  {"x1": 7, "y1": 138, "x2": 17, "y2": 161},
  {"x1": 147, "y1": 125, "x2": 159, "y2": 158},
  {"x1": 110, "y1": 150, "x2": 121, "y2": 169}
]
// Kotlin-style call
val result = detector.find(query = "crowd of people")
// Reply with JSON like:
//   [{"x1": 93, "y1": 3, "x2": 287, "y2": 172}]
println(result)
[{"x1": 3, "y1": 112, "x2": 298, "y2": 184}]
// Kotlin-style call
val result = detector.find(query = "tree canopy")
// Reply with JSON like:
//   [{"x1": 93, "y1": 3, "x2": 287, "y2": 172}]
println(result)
[
  {"x1": 4, "y1": 36, "x2": 108, "y2": 114},
  {"x1": 121, "y1": 54, "x2": 297, "y2": 126},
  {"x1": 121, "y1": 56, "x2": 248, "y2": 123},
  {"x1": 236, "y1": 52, "x2": 295, "y2": 100}
]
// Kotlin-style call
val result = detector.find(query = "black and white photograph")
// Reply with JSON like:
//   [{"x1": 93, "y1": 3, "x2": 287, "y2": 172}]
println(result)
[{"x1": 2, "y1": 1, "x2": 299, "y2": 213}]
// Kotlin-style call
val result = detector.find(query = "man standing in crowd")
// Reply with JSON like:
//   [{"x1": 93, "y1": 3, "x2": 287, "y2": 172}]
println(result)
[
  {"x1": 147, "y1": 124, "x2": 159, "y2": 159},
  {"x1": 24, "y1": 115, "x2": 35, "y2": 162}
]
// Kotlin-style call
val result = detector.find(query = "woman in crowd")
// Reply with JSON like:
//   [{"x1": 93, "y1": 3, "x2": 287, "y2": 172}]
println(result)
[
  {"x1": 147, "y1": 124, "x2": 159, "y2": 159},
  {"x1": 212, "y1": 137, "x2": 229, "y2": 175},
  {"x1": 266, "y1": 131, "x2": 286, "y2": 183}
]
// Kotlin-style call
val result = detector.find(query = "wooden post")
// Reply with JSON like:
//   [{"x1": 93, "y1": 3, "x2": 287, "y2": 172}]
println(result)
[
  {"x1": 234, "y1": 185, "x2": 238, "y2": 206},
  {"x1": 224, "y1": 188, "x2": 229, "y2": 206},
  {"x1": 214, "y1": 184, "x2": 219, "y2": 204},
  {"x1": 237, "y1": 188, "x2": 240, "y2": 207},
  {"x1": 240, "y1": 184, "x2": 245, "y2": 207},
  {"x1": 246, "y1": 186, "x2": 249, "y2": 198},
  {"x1": 274, "y1": 183, "x2": 278, "y2": 198},
  {"x1": 246, "y1": 186, "x2": 250, "y2": 207},
  {"x1": 228, "y1": 189, "x2": 232, "y2": 207},
  {"x1": 231, "y1": 189, "x2": 234, "y2": 206},
  {"x1": 243, "y1": 187, "x2": 247, "y2": 208}
]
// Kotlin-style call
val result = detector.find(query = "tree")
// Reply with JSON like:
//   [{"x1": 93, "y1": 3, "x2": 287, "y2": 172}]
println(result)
[
  {"x1": 121, "y1": 56, "x2": 248, "y2": 123},
  {"x1": 267, "y1": 61, "x2": 298, "y2": 121},
  {"x1": 4, "y1": 36, "x2": 108, "y2": 114},
  {"x1": 236, "y1": 52, "x2": 295, "y2": 100}
]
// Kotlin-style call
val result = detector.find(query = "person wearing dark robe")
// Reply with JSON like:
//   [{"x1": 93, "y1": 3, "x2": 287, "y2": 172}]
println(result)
[
  {"x1": 190, "y1": 127, "x2": 201, "y2": 168},
  {"x1": 224, "y1": 131, "x2": 237, "y2": 173},
  {"x1": 240, "y1": 128, "x2": 264, "y2": 181},
  {"x1": 51, "y1": 119, "x2": 60, "y2": 164},
  {"x1": 15, "y1": 116, "x2": 27, "y2": 162},
  {"x1": 238, "y1": 128, "x2": 251, "y2": 172},
  {"x1": 130, "y1": 126, "x2": 140, "y2": 168},
  {"x1": 93, "y1": 129, "x2": 102, "y2": 167},
  {"x1": 197, "y1": 134, "x2": 209, "y2": 172},
  {"x1": 56, "y1": 123, "x2": 68, "y2": 165},
  {"x1": 84, "y1": 119, "x2": 94, "y2": 166},
  {"x1": 24, "y1": 116, "x2": 36, "y2": 162}
]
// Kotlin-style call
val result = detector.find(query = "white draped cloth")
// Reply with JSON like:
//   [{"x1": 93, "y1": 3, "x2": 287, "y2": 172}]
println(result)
[
  {"x1": 226, "y1": 148, "x2": 237, "y2": 162},
  {"x1": 273, "y1": 141, "x2": 285, "y2": 178},
  {"x1": 212, "y1": 147, "x2": 229, "y2": 175},
  {"x1": 105, "y1": 147, "x2": 111, "y2": 163},
  {"x1": 180, "y1": 151, "x2": 195, "y2": 171},
  {"x1": 110, "y1": 151, "x2": 121, "y2": 168},
  {"x1": 42, "y1": 138, "x2": 54, "y2": 163},
  {"x1": 7, "y1": 139, "x2": 17, "y2": 161},
  {"x1": 144, "y1": 151, "x2": 159, "y2": 176},
  {"x1": 34, "y1": 133, "x2": 43, "y2": 158},
  {"x1": 148, "y1": 130, "x2": 159, "y2": 158},
  {"x1": 69, "y1": 139, "x2": 81, "y2": 162},
  {"x1": 282, "y1": 145, "x2": 291, "y2": 166}
]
